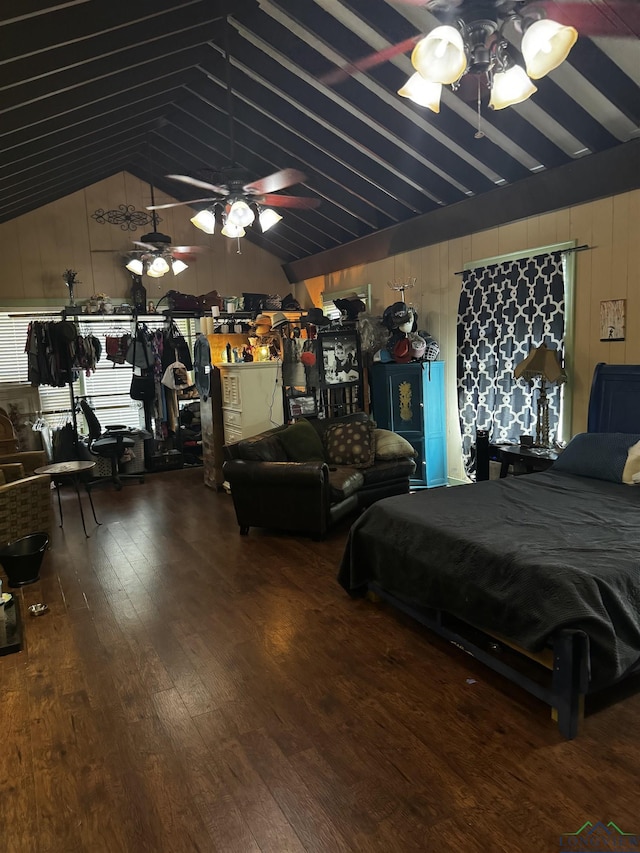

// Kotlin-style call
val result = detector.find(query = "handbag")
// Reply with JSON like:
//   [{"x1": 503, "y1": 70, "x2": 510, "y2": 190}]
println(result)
[{"x1": 130, "y1": 372, "x2": 155, "y2": 401}]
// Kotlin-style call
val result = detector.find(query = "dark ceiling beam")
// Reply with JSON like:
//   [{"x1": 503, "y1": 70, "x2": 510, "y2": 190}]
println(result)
[{"x1": 284, "y1": 139, "x2": 640, "y2": 283}]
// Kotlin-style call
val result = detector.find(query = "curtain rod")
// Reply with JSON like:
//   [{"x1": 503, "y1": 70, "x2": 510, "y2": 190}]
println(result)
[
  {"x1": 453, "y1": 244, "x2": 591, "y2": 276},
  {"x1": 8, "y1": 311, "x2": 64, "y2": 318}
]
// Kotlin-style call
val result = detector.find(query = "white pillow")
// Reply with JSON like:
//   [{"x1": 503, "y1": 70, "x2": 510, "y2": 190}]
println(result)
[
  {"x1": 374, "y1": 428, "x2": 417, "y2": 460},
  {"x1": 622, "y1": 440, "x2": 640, "y2": 484}
]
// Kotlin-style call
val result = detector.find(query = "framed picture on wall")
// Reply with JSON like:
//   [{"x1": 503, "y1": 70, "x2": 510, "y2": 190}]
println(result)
[
  {"x1": 319, "y1": 329, "x2": 362, "y2": 388},
  {"x1": 600, "y1": 299, "x2": 626, "y2": 341}
]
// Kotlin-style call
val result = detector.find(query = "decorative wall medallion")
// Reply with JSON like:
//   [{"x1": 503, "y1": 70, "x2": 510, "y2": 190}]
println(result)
[
  {"x1": 399, "y1": 380, "x2": 412, "y2": 422},
  {"x1": 92, "y1": 204, "x2": 158, "y2": 231}
]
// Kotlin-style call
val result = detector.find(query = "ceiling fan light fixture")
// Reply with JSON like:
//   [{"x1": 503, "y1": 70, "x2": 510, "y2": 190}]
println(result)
[
  {"x1": 258, "y1": 207, "x2": 283, "y2": 232},
  {"x1": 150, "y1": 255, "x2": 170, "y2": 275},
  {"x1": 171, "y1": 258, "x2": 188, "y2": 275},
  {"x1": 221, "y1": 221, "x2": 246, "y2": 239},
  {"x1": 521, "y1": 18, "x2": 578, "y2": 80},
  {"x1": 489, "y1": 64, "x2": 537, "y2": 110},
  {"x1": 411, "y1": 26, "x2": 467, "y2": 85},
  {"x1": 125, "y1": 258, "x2": 144, "y2": 275},
  {"x1": 190, "y1": 209, "x2": 217, "y2": 234},
  {"x1": 398, "y1": 73, "x2": 442, "y2": 113},
  {"x1": 227, "y1": 199, "x2": 255, "y2": 228},
  {"x1": 146, "y1": 267, "x2": 164, "y2": 278}
]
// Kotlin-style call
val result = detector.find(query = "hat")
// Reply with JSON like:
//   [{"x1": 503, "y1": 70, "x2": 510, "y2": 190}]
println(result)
[
  {"x1": 301, "y1": 307, "x2": 331, "y2": 327},
  {"x1": 270, "y1": 311, "x2": 288, "y2": 330},
  {"x1": 382, "y1": 301, "x2": 412, "y2": 331},
  {"x1": 334, "y1": 297, "x2": 366, "y2": 321},
  {"x1": 254, "y1": 324, "x2": 272, "y2": 337},
  {"x1": 418, "y1": 331, "x2": 440, "y2": 361},
  {"x1": 255, "y1": 313, "x2": 271, "y2": 325},
  {"x1": 410, "y1": 335, "x2": 426, "y2": 359},
  {"x1": 392, "y1": 337, "x2": 412, "y2": 364}
]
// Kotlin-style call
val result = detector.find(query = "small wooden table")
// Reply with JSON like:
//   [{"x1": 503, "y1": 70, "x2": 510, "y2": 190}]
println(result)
[
  {"x1": 491, "y1": 444, "x2": 559, "y2": 478},
  {"x1": 34, "y1": 461, "x2": 101, "y2": 537}
]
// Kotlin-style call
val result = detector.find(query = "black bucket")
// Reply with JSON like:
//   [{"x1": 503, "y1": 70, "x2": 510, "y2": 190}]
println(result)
[{"x1": 0, "y1": 532, "x2": 49, "y2": 587}]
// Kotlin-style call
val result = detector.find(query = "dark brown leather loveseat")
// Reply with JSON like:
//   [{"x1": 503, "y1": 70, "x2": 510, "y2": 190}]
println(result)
[{"x1": 222, "y1": 412, "x2": 416, "y2": 538}]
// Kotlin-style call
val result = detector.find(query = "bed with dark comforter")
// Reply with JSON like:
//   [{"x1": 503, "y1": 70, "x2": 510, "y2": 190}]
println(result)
[
  {"x1": 339, "y1": 469, "x2": 640, "y2": 692},
  {"x1": 339, "y1": 361, "x2": 640, "y2": 738}
]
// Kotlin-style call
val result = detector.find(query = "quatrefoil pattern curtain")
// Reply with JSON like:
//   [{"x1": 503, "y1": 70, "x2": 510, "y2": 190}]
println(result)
[{"x1": 457, "y1": 250, "x2": 565, "y2": 474}]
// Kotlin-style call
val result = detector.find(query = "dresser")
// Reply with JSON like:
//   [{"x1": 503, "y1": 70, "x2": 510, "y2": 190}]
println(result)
[
  {"x1": 217, "y1": 362, "x2": 284, "y2": 444},
  {"x1": 370, "y1": 361, "x2": 447, "y2": 488}
]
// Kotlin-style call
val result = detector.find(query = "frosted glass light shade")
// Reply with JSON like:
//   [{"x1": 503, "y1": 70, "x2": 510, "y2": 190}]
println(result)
[
  {"x1": 191, "y1": 209, "x2": 216, "y2": 234},
  {"x1": 221, "y1": 221, "x2": 246, "y2": 239},
  {"x1": 171, "y1": 258, "x2": 188, "y2": 275},
  {"x1": 125, "y1": 258, "x2": 144, "y2": 275},
  {"x1": 150, "y1": 256, "x2": 170, "y2": 274},
  {"x1": 227, "y1": 199, "x2": 255, "y2": 227},
  {"x1": 398, "y1": 73, "x2": 442, "y2": 113},
  {"x1": 412, "y1": 26, "x2": 467, "y2": 85},
  {"x1": 521, "y1": 18, "x2": 578, "y2": 79},
  {"x1": 146, "y1": 267, "x2": 164, "y2": 278},
  {"x1": 489, "y1": 65, "x2": 537, "y2": 109},
  {"x1": 258, "y1": 208, "x2": 282, "y2": 232}
]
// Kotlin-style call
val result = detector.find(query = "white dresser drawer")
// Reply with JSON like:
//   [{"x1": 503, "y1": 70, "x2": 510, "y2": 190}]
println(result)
[
  {"x1": 222, "y1": 409, "x2": 243, "y2": 428},
  {"x1": 221, "y1": 373, "x2": 241, "y2": 408},
  {"x1": 224, "y1": 425, "x2": 243, "y2": 445}
]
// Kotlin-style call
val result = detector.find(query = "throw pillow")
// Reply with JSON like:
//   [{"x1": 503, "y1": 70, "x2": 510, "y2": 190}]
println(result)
[
  {"x1": 325, "y1": 420, "x2": 376, "y2": 468},
  {"x1": 551, "y1": 432, "x2": 640, "y2": 483},
  {"x1": 622, "y1": 439, "x2": 640, "y2": 484},
  {"x1": 276, "y1": 418, "x2": 326, "y2": 462},
  {"x1": 374, "y1": 428, "x2": 417, "y2": 460}
]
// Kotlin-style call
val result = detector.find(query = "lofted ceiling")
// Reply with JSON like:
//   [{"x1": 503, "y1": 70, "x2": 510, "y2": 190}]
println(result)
[{"x1": 1, "y1": 0, "x2": 639, "y2": 275}]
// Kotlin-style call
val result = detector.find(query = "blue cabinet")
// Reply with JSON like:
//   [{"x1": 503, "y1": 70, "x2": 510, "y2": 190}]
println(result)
[{"x1": 370, "y1": 361, "x2": 447, "y2": 488}]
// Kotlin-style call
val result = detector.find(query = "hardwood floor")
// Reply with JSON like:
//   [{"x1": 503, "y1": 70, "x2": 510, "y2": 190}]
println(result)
[{"x1": 1, "y1": 468, "x2": 639, "y2": 852}]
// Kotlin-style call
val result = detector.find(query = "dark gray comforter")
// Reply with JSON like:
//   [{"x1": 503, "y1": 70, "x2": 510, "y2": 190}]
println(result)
[{"x1": 338, "y1": 471, "x2": 640, "y2": 690}]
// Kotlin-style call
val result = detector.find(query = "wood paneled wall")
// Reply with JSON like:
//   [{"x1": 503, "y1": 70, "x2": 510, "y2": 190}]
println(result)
[
  {"x1": 298, "y1": 189, "x2": 640, "y2": 482},
  {"x1": 0, "y1": 172, "x2": 290, "y2": 305}
]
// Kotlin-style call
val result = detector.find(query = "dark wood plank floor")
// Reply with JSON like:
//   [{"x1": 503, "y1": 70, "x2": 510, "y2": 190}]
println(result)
[{"x1": 1, "y1": 468, "x2": 639, "y2": 852}]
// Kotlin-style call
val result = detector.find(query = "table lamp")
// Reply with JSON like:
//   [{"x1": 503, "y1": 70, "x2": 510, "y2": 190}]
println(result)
[{"x1": 514, "y1": 344, "x2": 566, "y2": 448}]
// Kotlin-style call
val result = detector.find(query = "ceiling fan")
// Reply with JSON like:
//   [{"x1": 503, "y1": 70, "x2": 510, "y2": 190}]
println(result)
[
  {"x1": 323, "y1": 0, "x2": 638, "y2": 124},
  {"x1": 146, "y1": 16, "x2": 320, "y2": 249},
  {"x1": 123, "y1": 181, "x2": 207, "y2": 280}
]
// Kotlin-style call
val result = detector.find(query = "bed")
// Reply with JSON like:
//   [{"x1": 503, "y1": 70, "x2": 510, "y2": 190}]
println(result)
[{"x1": 338, "y1": 363, "x2": 640, "y2": 738}]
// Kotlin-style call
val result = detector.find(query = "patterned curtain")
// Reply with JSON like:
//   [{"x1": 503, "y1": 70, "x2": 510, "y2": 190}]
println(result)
[{"x1": 457, "y1": 250, "x2": 565, "y2": 474}]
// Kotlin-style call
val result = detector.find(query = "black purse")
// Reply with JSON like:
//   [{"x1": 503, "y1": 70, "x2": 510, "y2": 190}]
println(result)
[{"x1": 129, "y1": 328, "x2": 155, "y2": 402}]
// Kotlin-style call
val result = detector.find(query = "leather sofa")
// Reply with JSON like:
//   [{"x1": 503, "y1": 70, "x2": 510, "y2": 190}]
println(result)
[{"x1": 223, "y1": 412, "x2": 416, "y2": 538}]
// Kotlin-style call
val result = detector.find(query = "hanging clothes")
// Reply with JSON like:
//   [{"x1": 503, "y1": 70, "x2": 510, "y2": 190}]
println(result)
[{"x1": 193, "y1": 334, "x2": 211, "y2": 401}]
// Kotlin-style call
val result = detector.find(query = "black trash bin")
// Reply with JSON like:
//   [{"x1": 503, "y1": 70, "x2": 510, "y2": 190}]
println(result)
[{"x1": 0, "y1": 533, "x2": 49, "y2": 587}]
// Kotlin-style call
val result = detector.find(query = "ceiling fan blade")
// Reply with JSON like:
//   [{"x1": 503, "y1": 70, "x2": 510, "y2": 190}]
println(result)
[
  {"x1": 260, "y1": 194, "x2": 320, "y2": 209},
  {"x1": 166, "y1": 174, "x2": 229, "y2": 195},
  {"x1": 147, "y1": 197, "x2": 220, "y2": 211},
  {"x1": 320, "y1": 35, "x2": 422, "y2": 85},
  {"x1": 132, "y1": 241, "x2": 160, "y2": 251},
  {"x1": 531, "y1": 1, "x2": 640, "y2": 38},
  {"x1": 170, "y1": 246, "x2": 208, "y2": 254},
  {"x1": 243, "y1": 169, "x2": 307, "y2": 195}
]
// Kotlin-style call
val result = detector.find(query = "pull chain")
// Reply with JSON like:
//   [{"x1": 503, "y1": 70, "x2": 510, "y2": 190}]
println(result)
[{"x1": 474, "y1": 76, "x2": 485, "y2": 139}]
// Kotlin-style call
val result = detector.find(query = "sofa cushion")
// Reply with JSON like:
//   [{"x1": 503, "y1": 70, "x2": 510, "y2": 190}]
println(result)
[
  {"x1": 327, "y1": 466, "x2": 364, "y2": 502},
  {"x1": 361, "y1": 457, "x2": 416, "y2": 486},
  {"x1": 374, "y1": 428, "x2": 417, "y2": 460},
  {"x1": 235, "y1": 433, "x2": 288, "y2": 462},
  {"x1": 277, "y1": 418, "x2": 326, "y2": 462},
  {"x1": 324, "y1": 420, "x2": 376, "y2": 468}
]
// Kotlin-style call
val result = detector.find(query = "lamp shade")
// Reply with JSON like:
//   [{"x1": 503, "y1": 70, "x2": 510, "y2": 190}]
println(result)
[
  {"x1": 521, "y1": 18, "x2": 578, "y2": 80},
  {"x1": 227, "y1": 199, "x2": 255, "y2": 228},
  {"x1": 397, "y1": 73, "x2": 442, "y2": 113},
  {"x1": 171, "y1": 258, "x2": 188, "y2": 275},
  {"x1": 489, "y1": 65, "x2": 537, "y2": 110},
  {"x1": 125, "y1": 258, "x2": 144, "y2": 275},
  {"x1": 514, "y1": 344, "x2": 567, "y2": 384},
  {"x1": 191, "y1": 209, "x2": 216, "y2": 234},
  {"x1": 221, "y1": 221, "x2": 246, "y2": 239},
  {"x1": 411, "y1": 26, "x2": 467, "y2": 85},
  {"x1": 146, "y1": 267, "x2": 164, "y2": 278},
  {"x1": 258, "y1": 208, "x2": 282, "y2": 232},
  {"x1": 150, "y1": 256, "x2": 170, "y2": 274}
]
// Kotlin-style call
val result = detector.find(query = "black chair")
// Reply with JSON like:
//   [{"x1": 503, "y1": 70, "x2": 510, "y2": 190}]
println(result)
[{"x1": 80, "y1": 400, "x2": 144, "y2": 490}]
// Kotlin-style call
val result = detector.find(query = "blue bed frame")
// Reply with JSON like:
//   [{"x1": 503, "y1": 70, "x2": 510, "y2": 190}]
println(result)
[{"x1": 367, "y1": 363, "x2": 640, "y2": 739}]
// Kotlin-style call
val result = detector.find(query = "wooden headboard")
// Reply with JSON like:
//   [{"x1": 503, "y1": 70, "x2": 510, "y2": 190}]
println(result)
[{"x1": 588, "y1": 363, "x2": 640, "y2": 433}]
